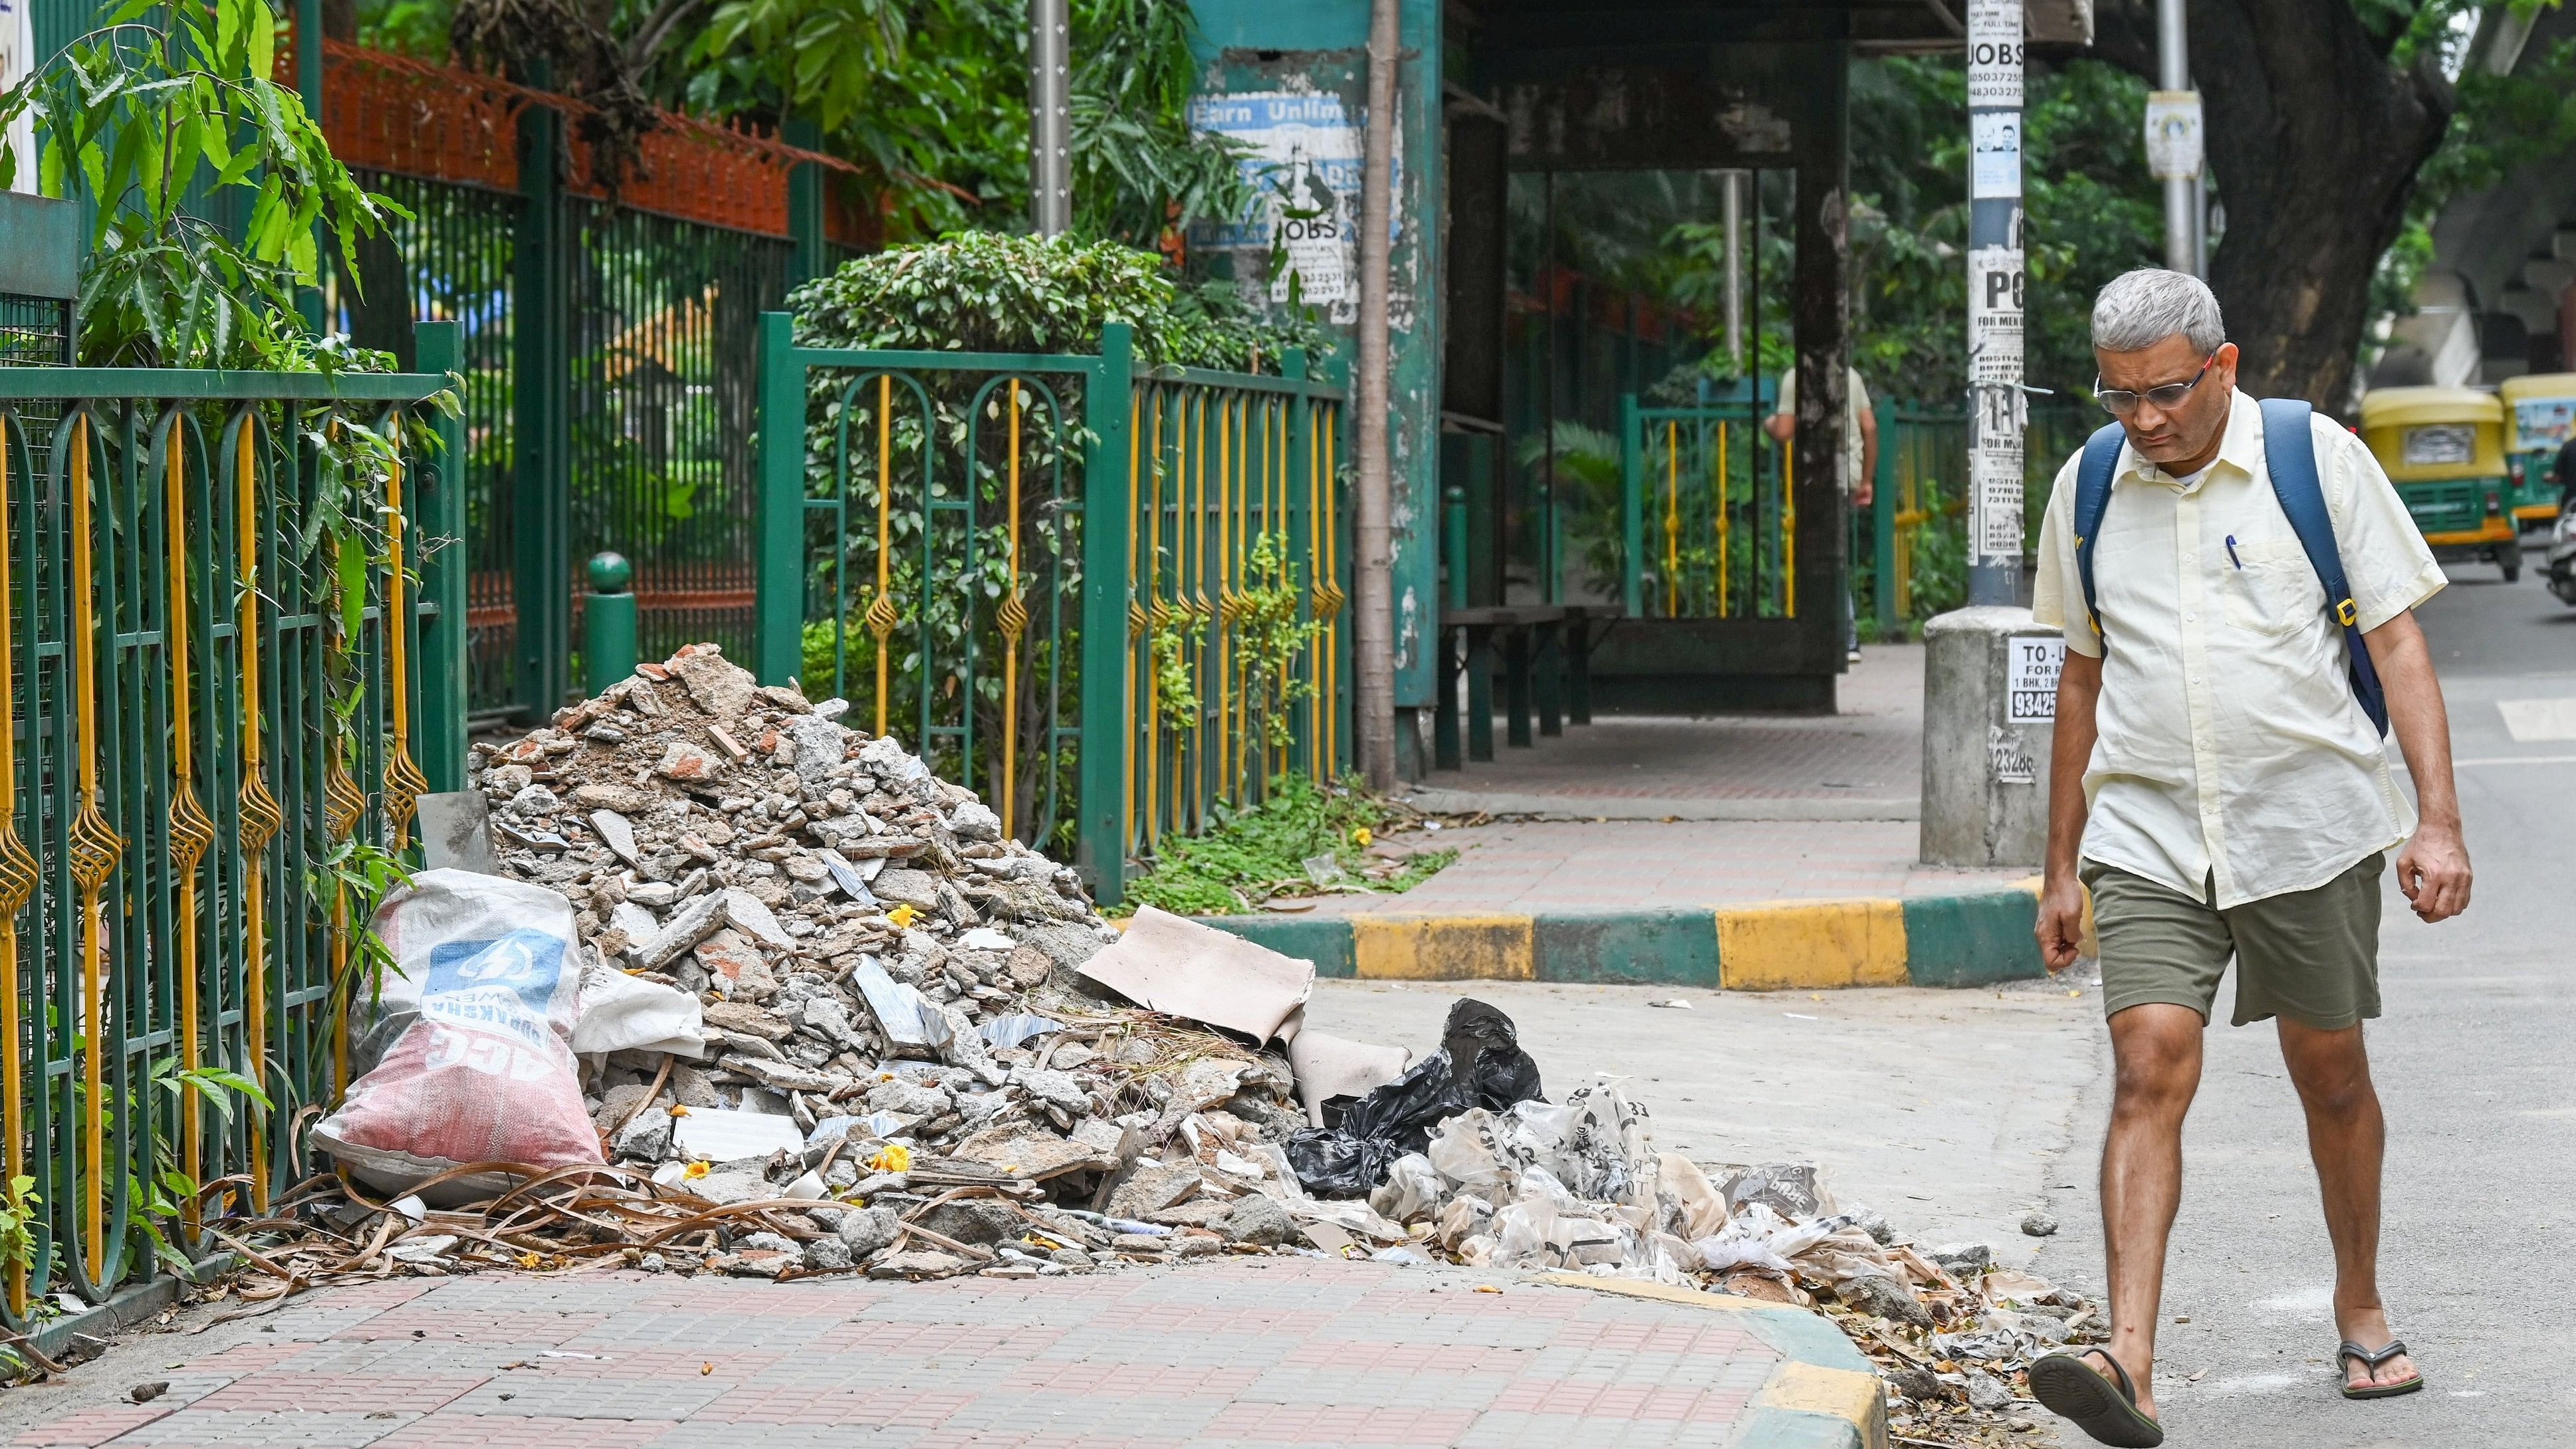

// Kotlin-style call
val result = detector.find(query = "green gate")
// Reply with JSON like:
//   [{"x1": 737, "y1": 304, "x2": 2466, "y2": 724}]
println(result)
[{"x1": 752, "y1": 318, "x2": 1351, "y2": 903}]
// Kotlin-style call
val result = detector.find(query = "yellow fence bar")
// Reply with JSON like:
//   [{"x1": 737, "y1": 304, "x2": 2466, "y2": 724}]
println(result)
[{"x1": 0, "y1": 419, "x2": 29, "y2": 1312}]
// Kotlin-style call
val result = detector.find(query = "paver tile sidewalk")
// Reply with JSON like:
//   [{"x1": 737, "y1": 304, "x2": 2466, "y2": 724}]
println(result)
[
  {"x1": 1301, "y1": 818, "x2": 2029, "y2": 916},
  {"x1": 8, "y1": 1262, "x2": 1784, "y2": 1449},
  {"x1": 1406, "y1": 646, "x2": 1925, "y2": 815}
]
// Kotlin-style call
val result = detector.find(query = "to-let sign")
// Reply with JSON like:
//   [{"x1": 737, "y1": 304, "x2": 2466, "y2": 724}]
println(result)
[{"x1": 2008, "y1": 635, "x2": 2065, "y2": 723}]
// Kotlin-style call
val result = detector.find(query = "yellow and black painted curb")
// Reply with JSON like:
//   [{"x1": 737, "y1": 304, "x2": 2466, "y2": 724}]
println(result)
[
  {"x1": 1198, "y1": 879, "x2": 2051, "y2": 990},
  {"x1": 1533, "y1": 1274, "x2": 1889, "y2": 1449}
]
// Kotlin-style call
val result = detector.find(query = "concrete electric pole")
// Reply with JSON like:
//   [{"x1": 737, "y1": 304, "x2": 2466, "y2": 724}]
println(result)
[
  {"x1": 1965, "y1": 0, "x2": 2025, "y2": 606},
  {"x1": 2147, "y1": 0, "x2": 2205, "y2": 275},
  {"x1": 1030, "y1": 0, "x2": 1070, "y2": 236},
  {"x1": 1353, "y1": 0, "x2": 1399, "y2": 789}
]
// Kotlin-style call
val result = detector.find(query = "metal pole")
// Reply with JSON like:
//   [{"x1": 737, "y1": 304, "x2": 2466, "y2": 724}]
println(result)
[
  {"x1": 1722, "y1": 171, "x2": 1744, "y2": 370},
  {"x1": 583, "y1": 552, "x2": 638, "y2": 696},
  {"x1": 2157, "y1": 0, "x2": 2194, "y2": 273},
  {"x1": 1029, "y1": 0, "x2": 1070, "y2": 236},
  {"x1": 1965, "y1": 0, "x2": 2025, "y2": 607},
  {"x1": 1353, "y1": 0, "x2": 1399, "y2": 789}
]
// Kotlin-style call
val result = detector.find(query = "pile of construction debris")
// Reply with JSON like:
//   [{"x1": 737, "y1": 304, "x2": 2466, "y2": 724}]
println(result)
[{"x1": 258, "y1": 644, "x2": 2090, "y2": 1438}]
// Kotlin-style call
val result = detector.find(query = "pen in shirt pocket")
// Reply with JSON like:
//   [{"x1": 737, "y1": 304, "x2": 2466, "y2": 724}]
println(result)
[{"x1": 2225, "y1": 534, "x2": 2242, "y2": 569}]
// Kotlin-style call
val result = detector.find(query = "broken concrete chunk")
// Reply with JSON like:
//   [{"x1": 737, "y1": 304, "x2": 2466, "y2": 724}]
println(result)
[
  {"x1": 592, "y1": 810, "x2": 642, "y2": 868},
  {"x1": 655, "y1": 738, "x2": 725, "y2": 788},
  {"x1": 634, "y1": 891, "x2": 730, "y2": 972},
  {"x1": 669, "y1": 645, "x2": 758, "y2": 723},
  {"x1": 948, "y1": 800, "x2": 1002, "y2": 842},
  {"x1": 870, "y1": 868, "x2": 941, "y2": 911},
  {"x1": 720, "y1": 889, "x2": 798, "y2": 953}
]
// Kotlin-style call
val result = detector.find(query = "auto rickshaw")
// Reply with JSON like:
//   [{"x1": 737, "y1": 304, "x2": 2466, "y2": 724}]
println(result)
[
  {"x1": 2358, "y1": 386, "x2": 2519, "y2": 582},
  {"x1": 2502, "y1": 372, "x2": 2576, "y2": 525}
]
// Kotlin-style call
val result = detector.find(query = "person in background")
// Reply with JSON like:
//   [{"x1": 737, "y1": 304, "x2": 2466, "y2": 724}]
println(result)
[
  {"x1": 1766, "y1": 364, "x2": 1877, "y2": 663},
  {"x1": 2555, "y1": 426, "x2": 2576, "y2": 514}
]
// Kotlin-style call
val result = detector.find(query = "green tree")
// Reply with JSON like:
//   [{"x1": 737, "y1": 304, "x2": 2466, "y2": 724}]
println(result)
[{"x1": 1, "y1": 0, "x2": 401, "y2": 368}]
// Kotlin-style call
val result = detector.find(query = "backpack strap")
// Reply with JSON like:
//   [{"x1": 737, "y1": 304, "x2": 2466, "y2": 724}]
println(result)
[
  {"x1": 2258, "y1": 397, "x2": 2391, "y2": 737},
  {"x1": 2071, "y1": 421, "x2": 2127, "y2": 644}
]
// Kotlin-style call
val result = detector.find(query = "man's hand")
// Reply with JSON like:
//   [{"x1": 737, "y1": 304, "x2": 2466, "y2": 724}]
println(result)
[
  {"x1": 2037, "y1": 875, "x2": 2088, "y2": 971},
  {"x1": 2394, "y1": 822, "x2": 2471, "y2": 923},
  {"x1": 1853, "y1": 481, "x2": 1874, "y2": 508},
  {"x1": 2362, "y1": 611, "x2": 2470, "y2": 925}
]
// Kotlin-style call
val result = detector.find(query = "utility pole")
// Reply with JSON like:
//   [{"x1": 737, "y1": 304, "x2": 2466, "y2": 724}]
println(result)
[
  {"x1": 1964, "y1": 0, "x2": 2025, "y2": 606},
  {"x1": 2145, "y1": 0, "x2": 2204, "y2": 275},
  {"x1": 1029, "y1": 0, "x2": 1070, "y2": 237},
  {"x1": 1353, "y1": 0, "x2": 1399, "y2": 789}
]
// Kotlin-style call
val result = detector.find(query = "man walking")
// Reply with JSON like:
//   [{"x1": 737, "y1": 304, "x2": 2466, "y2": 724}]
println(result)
[{"x1": 2024, "y1": 269, "x2": 2470, "y2": 1446}]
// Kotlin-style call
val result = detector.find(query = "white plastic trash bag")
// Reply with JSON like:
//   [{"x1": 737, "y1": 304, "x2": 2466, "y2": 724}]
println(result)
[{"x1": 310, "y1": 869, "x2": 606, "y2": 1201}]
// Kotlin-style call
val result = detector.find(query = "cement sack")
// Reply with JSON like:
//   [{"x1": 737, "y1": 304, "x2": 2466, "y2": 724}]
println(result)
[{"x1": 310, "y1": 868, "x2": 604, "y2": 1201}]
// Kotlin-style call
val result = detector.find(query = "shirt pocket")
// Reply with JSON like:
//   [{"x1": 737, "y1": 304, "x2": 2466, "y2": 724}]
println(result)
[{"x1": 2218, "y1": 536, "x2": 2320, "y2": 635}]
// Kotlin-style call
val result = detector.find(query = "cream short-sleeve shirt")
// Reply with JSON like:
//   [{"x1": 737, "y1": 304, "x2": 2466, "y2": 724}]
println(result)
[{"x1": 2031, "y1": 391, "x2": 2446, "y2": 907}]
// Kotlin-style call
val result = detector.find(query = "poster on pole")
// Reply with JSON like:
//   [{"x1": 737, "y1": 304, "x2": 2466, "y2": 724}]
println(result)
[
  {"x1": 1972, "y1": 385, "x2": 2027, "y2": 563},
  {"x1": 1970, "y1": 112, "x2": 2022, "y2": 199},
  {"x1": 1967, "y1": 245, "x2": 2025, "y2": 387},
  {"x1": 1188, "y1": 90, "x2": 1402, "y2": 326},
  {"x1": 1965, "y1": 0, "x2": 2024, "y2": 108},
  {"x1": 2144, "y1": 92, "x2": 2205, "y2": 180}
]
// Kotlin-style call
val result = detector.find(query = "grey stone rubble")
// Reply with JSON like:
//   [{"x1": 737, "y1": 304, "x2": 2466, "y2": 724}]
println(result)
[
  {"x1": 472, "y1": 643, "x2": 1321, "y2": 1284},
  {"x1": 456, "y1": 642, "x2": 2097, "y2": 1436}
]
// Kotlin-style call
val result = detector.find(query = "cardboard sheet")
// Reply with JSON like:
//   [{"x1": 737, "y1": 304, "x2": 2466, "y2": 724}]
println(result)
[{"x1": 1076, "y1": 905, "x2": 1314, "y2": 1043}]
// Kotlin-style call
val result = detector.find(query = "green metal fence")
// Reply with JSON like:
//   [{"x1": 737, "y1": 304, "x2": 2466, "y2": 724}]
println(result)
[
  {"x1": 1616, "y1": 394, "x2": 1800, "y2": 620},
  {"x1": 1873, "y1": 397, "x2": 2097, "y2": 625},
  {"x1": 753, "y1": 318, "x2": 1350, "y2": 903},
  {"x1": 0, "y1": 333, "x2": 461, "y2": 1320}
]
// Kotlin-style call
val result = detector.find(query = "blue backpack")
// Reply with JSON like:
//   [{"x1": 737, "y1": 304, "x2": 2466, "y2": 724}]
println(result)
[{"x1": 2071, "y1": 397, "x2": 2389, "y2": 736}]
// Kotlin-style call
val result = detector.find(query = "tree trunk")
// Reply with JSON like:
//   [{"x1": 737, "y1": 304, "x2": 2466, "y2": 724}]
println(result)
[
  {"x1": 2093, "y1": 0, "x2": 2454, "y2": 411},
  {"x1": 1352, "y1": 0, "x2": 1399, "y2": 790}
]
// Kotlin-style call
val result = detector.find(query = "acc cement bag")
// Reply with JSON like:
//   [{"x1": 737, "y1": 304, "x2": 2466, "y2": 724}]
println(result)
[{"x1": 310, "y1": 868, "x2": 605, "y2": 1200}]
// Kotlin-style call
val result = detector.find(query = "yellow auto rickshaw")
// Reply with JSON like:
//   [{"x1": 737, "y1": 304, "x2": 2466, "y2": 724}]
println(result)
[
  {"x1": 2502, "y1": 372, "x2": 2576, "y2": 525},
  {"x1": 2358, "y1": 386, "x2": 2519, "y2": 582}
]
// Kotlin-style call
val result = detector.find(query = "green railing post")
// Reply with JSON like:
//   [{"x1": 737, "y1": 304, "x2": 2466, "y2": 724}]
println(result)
[
  {"x1": 1077, "y1": 322, "x2": 1135, "y2": 902},
  {"x1": 1873, "y1": 395, "x2": 1898, "y2": 633},
  {"x1": 584, "y1": 552, "x2": 638, "y2": 695},
  {"x1": 1619, "y1": 392, "x2": 1643, "y2": 615},
  {"x1": 1282, "y1": 346, "x2": 1312, "y2": 780},
  {"x1": 785, "y1": 118, "x2": 828, "y2": 286},
  {"x1": 1445, "y1": 483, "x2": 1468, "y2": 610},
  {"x1": 753, "y1": 310, "x2": 806, "y2": 686},
  {"x1": 413, "y1": 320, "x2": 469, "y2": 790}
]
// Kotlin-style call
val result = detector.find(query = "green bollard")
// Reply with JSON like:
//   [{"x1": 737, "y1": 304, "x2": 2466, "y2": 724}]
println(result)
[{"x1": 583, "y1": 551, "x2": 637, "y2": 696}]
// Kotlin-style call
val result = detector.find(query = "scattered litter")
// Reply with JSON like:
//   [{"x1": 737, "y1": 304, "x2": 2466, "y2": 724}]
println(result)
[
  {"x1": 1784, "y1": 1012, "x2": 1819, "y2": 1020},
  {"x1": 1650, "y1": 999, "x2": 1692, "y2": 1010}
]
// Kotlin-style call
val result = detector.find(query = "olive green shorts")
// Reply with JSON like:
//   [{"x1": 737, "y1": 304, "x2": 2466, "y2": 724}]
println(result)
[{"x1": 2080, "y1": 854, "x2": 2385, "y2": 1030}]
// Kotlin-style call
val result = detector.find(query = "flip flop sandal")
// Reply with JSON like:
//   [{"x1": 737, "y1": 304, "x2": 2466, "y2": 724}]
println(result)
[
  {"x1": 2030, "y1": 1350, "x2": 2165, "y2": 1448},
  {"x1": 2338, "y1": 1339, "x2": 2425, "y2": 1400}
]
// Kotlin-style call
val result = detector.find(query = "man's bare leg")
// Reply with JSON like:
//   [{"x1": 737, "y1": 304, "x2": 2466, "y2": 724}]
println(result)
[
  {"x1": 2276, "y1": 1018, "x2": 2416, "y2": 1392},
  {"x1": 2083, "y1": 1003, "x2": 2205, "y2": 1421}
]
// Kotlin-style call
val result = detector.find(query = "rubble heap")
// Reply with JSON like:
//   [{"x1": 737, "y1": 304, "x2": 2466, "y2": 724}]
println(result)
[
  {"x1": 246, "y1": 643, "x2": 2091, "y2": 1440},
  {"x1": 458, "y1": 644, "x2": 1320, "y2": 1278}
]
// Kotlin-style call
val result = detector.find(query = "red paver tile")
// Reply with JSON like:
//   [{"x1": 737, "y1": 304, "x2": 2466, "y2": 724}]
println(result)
[{"x1": 12, "y1": 1405, "x2": 174, "y2": 1447}]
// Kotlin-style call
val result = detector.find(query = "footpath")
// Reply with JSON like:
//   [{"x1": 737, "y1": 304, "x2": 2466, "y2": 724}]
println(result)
[{"x1": 1216, "y1": 647, "x2": 2051, "y2": 993}]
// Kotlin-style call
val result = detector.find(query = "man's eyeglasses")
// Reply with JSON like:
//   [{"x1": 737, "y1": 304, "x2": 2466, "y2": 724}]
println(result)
[{"x1": 2094, "y1": 353, "x2": 2217, "y2": 415}]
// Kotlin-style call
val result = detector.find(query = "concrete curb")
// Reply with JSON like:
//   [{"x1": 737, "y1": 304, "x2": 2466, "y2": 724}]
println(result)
[
  {"x1": 1197, "y1": 881, "x2": 2046, "y2": 990},
  {"x1": 1531, "y1": 1274, "x2": 1889, "y2": 1449}
]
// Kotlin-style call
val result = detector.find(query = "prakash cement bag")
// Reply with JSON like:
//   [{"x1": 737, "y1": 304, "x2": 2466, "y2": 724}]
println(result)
[{"x1": 311, "y1": 868, "x2": 605, "y2": 1200}]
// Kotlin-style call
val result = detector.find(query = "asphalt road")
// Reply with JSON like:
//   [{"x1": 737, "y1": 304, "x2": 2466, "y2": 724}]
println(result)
[{"x1": 2031, "y1": 542, "x2": 2576, "y2": 1448}]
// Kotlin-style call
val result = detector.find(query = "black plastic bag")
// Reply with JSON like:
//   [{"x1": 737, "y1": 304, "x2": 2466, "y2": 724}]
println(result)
[{"x1": 1284, "y1": 997, "x2": 1545, "y2": 1197}]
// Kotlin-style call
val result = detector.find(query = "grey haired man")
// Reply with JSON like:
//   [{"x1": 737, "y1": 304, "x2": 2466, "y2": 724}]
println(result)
[{"x1": 2021, "y1": 269, "x2": 2468, "y2": 1446}]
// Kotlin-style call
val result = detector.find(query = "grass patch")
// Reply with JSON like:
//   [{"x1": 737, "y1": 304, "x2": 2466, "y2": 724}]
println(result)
[{"x1": 1119, "y1": 774, "x2": 1459, "y2": 917}]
